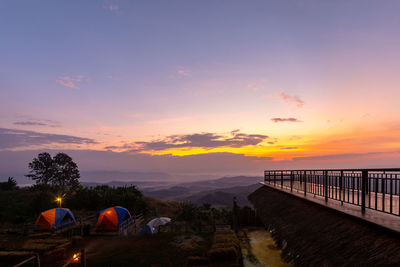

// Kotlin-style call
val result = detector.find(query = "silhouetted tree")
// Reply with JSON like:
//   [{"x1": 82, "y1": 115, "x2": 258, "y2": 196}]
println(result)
[
  {"x1": 53, "y1": 153, "x2": 80, "y2": 190},
  {"x1": 26, "y1": 152, "x2": 54, "y2": 185},
  {"x1": 0, "y1": 177, "x2": 18, "y2": 190},
  {"x1": 26, "y1": 152, "x2": 80, "y2": 191}
]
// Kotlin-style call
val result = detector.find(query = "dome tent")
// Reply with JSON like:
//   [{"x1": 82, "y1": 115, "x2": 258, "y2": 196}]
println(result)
[
  {"x1": 142, "y1": 217, "x2": 171, "y2": 234},
  {"x1": 96, "y1": 206, "x2": 131, "y2": 231},
  {"x1": 35, "y1": 208, "x2": 76, "y2": 230}
]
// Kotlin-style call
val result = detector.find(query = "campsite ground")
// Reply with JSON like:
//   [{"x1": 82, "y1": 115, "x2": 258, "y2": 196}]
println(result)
[
  {"x1": 0, "y1": 232, "x2": 212, "y2": 266},
  {"x1": 72, "y1": 232, "x2": 212, "y2": 266}
]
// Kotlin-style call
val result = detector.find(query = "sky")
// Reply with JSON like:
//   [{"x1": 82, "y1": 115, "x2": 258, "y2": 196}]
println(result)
[{"x1": 1, "y1": 0, "x2": 400, "y2": 181}]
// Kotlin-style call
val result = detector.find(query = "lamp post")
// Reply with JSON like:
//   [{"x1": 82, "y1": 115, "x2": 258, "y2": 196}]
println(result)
[{"x1": 56, "y1": 197, "x2": 62, "y2": 208}]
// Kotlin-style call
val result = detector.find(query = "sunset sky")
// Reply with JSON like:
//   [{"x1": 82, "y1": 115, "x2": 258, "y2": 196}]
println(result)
[{"x1": 1, "y1": 1, "x2": 400, "y2": 180}]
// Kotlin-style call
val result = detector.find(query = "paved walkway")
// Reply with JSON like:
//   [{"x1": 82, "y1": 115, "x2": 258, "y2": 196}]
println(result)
[{"x1": 260, "y1": 182, "x2": 400, "y2": 234}]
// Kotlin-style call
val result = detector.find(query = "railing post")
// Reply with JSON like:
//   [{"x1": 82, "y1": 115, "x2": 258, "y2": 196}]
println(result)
[
  {"x1": 290, "y1": 171, "x2": 293, "y2": 192},
  {"x1": 375, "y1": 176, "x2": 378, "y2": 210},
  {"x1": 382, "y1": 175, "x2": 385, "y2": 212},
  {"x1": 300, "y1": 171, "x2": 303, "y2": 192},
  {"x1": 361, "y1": 170, "x2": 367, "y2": 214},
  {"x1": 273, "y1": 171, "x2": 276, "y2": 185},
  {"x1": 281, "y1": 171, "x2": 283, "y2": 188},
  {"x1": 324, "y1": 171, "x2": 328, "y2": 202},
  {"x1": 340, "y1": 170, "x2": 343, "y2": 202},
  {"x1": 304, "y1": 171, "x2": 307, "y2": 196}
]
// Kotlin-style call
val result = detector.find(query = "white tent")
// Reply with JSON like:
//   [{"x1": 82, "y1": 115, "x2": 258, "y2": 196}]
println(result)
[{"x1": 144, "y1": 217, "x2": 171, "y2": 234}]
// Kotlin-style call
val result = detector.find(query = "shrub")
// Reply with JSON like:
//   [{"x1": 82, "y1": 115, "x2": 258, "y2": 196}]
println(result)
[
  {"x1": 208, "y1": 247, "x2": 238, "y2": 262},
  {"x1": 186, "y1": 256, "x2": 209, "y2": 266}
]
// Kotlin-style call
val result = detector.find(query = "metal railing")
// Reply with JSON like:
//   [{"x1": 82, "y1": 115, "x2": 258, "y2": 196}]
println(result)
[
  {"x1": 118, "y1": 214, "x2": 143, "y2": 235},
  {"x1": 264, "y1": 168, "x2": 400, "y2": 216},
  {"x1": 13, "y1": 254, "x2": 40, "y2": 267}
]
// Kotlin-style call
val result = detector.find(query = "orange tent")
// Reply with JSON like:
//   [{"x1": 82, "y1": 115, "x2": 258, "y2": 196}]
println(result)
[
  {"x1": 35, "y1": 208, "x2": 76, "y2": 230},
  {"x1": 96, "y1": 206, "x2": 131, "y2": 231}
]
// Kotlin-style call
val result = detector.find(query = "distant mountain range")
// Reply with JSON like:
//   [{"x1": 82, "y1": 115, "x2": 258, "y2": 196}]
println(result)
[
  {"x1": 80, "y1": 171, "x2": 173, "y2": 182},
  {"x1": 4, "y1": 169, "x2": 263, "y2": 208},
  {"x1": 2, "y1": 170, "x2": 220, "y2": 187},
  {"x1": 177, "y1": 184, "x2": 262, "y2": 208},
  {"x1": 81, "y1": 175, "x2": 263, "y2": 208}
]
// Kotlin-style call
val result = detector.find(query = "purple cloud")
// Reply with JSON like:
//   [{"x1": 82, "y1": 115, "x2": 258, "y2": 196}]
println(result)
[
  {"x1": 271, "y1": 118, "x2": 302, "y2": 123},
  {"x1": 0, "y1": 128, "x2": 97, "y2": 150},
  {"x1": 105, "y1": 131, "x2": 269, "y2": 151},
  {"x1": 56, "y1": 75, "x2": 85, "y2": 89},
  {"x1": 13, "y1": 118, "x2": 61, "y2": 128},
  {"x1": 278, "y1": 92, "x2": 304, "y2": 107}
]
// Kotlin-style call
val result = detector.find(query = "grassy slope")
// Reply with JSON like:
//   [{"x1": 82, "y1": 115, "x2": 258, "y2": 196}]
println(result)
[{"x1": 144, "y1": 196, "x2": 180, "y2": 218}]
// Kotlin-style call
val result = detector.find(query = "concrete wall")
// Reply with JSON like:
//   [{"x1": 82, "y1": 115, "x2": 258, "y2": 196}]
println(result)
[{"x1": 248, "y1": 185, "x2": 400, "y2": 266}]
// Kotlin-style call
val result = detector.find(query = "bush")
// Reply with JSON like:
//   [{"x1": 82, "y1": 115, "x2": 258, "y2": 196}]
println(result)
[
  {"x1": 0, "y1": 185, "x2": 150, "y2": 225},
  {"x1": 207, "y1": 230, "x2": 241, "y2": 264},
  {"x1": 176, "y1": 202, "x2": 199, "y2": 222},
  {"x1": 208, "y1": 247, "x2": 238, "y2": 262},
  {"x1": 65, "y1": 185, "x2": 149, "y2": 215},
  {"x1": 186, "y1": 256, "x2": 209, "y2": 266}
]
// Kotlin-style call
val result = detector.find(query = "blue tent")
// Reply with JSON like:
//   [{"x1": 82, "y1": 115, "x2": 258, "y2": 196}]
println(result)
[
  {"x1": 96, "y1": 206, "x2": 131, "y2": 231},
  {"x1": 35, "y1": 208, "x2": 76, "y2": 230}
]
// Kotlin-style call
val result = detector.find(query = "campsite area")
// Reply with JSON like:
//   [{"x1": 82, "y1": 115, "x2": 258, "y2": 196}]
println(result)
[
  {"x1": 0, "y1": 182, "x2": 236, "y2": 266},
  {"x1": 0, "y1": 232, "x2": 212, "y2": 267},
  {"x1": 73, "y1": 233, "x2": 212, "y2": 266},
  {"x1": 0, "y1": 153, "x2": 257, "y2": 266}
]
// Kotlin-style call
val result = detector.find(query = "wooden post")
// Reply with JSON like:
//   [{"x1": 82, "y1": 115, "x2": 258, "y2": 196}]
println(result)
[
  {"x1": 81, "y1": 249, "x2": 86, "y2": 267},
  {"x1": 35, "y1": 253, "x2": 40, "y2": 267},
  {"x1": 79, "y1": 218, "x2": 83, "y2": 236},
  {"x1": 232, "y1": 197, "x2": 239, "y2": 233}
]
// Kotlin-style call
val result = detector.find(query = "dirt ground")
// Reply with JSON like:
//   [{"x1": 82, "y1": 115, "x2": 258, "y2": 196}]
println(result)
[
  {"x1": 0, "y1": 232, "x2": 212, "y2": 267},
  {"x1": 239, "y1": 228, "x2": 289, "y2": 267},
  {"x1": 75, "y1": 233, "x2": 212, "y2": 267}
]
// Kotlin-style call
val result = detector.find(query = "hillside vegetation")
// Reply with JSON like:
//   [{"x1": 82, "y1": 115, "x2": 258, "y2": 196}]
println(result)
[{"x1": 0, "y1": 184, "x2": 149, "y2": 226}]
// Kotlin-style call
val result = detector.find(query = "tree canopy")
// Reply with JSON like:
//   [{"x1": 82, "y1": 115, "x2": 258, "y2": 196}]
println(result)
[{"x1": 26, "y1": 152, "x2": 80, "y2": 191}]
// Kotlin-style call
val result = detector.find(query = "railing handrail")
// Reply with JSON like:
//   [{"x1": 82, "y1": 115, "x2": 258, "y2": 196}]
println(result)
[
  {"x1": 13, "y1": 254, "x2": 39, "y2": 267},
  {"x1": 118, "y1": 213, "x2": 143, "y2": 235},
  {"x1": 265, "y1": 168, "x2": 400, "y2": 172},
  {"x1": 264, "y1": 168, "x2": 400, "y2": 217}
]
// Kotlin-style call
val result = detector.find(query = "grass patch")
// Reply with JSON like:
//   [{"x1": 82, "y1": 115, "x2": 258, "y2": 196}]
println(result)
[
  {"x1": 77, "y1": 232, "x2": 212, "y2": 267},
  {"x1": 207, "y1": 230, "x2": 241, "y2": 266}
]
